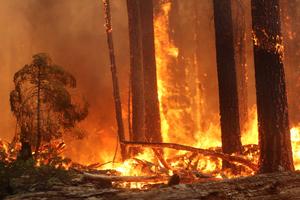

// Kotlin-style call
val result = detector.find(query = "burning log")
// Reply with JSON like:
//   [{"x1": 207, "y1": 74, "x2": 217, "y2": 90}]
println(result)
[
  {"x1": 5, "y1": 172, "x2": 300, "y2": 199},
  {"x1": 122, "y1": 141, "x2": 258, "y2": 171},
  {"x1": 152, "y1": 148, "x2": 173, "y2": 171},
  {"x1": 83, "y1": 172, "x2": 215, "y2": 185},
  {"x1": 83, "y1": 172, "x2": 170, "y2": 183},
  {"x1": 167, "y1": 174, "x2": 180, "y2": 186}
]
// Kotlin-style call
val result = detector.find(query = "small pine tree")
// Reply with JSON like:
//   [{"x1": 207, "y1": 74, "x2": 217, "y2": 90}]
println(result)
[{"x1": 10, "y1": 53, "x2": 88, "y2": 159}]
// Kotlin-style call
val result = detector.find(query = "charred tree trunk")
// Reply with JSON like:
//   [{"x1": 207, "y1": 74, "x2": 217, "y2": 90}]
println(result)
[
  {"x1": 102, "y1": 0, "x2": 127, "y2": 160},
  {"x1": 213, "y1": 0, "x2": 242, "y2": 167},
  {"x1": 18, "y1": 141, "x2": 33, "y2": 161},
  {"x1": 251, "y1": 0, "x2": 294, "y2": 173},
  {"x1": 232, "y1": 0, "x2": 248, "y2": 132},
  {"x1": 126, "y1": 0, "x2": 145, "y2": 154},
  {"x1": 139, "y1": 0, "x2": 162, "y2": 143}
]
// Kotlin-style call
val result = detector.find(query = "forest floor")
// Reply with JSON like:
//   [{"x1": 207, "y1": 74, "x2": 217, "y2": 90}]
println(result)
[{"x1": 2, "y1": 170, "x2": 300, "y2": 200}]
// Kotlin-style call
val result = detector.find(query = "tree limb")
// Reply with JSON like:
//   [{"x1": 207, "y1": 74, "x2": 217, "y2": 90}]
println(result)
[
  {"x1": 83, "y1": 172, "x2": 170, "y2": 182},
  {"x1": 122, "y1": 141, "x2": 258, "y2": 171}
]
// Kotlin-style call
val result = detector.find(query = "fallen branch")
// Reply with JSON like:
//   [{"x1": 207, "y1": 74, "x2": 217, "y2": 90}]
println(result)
[
  {"x1": 152, "y1": 148, "x2": 173, "y2": 171},
  {"x1": 122, "y1": 141, "x2": 258, "y2": 171},
  {"x1": 83, "y1": 172, "x2": 170, "y2": 182}
]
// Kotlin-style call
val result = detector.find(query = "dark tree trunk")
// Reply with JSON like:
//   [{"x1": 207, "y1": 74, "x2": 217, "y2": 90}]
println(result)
[
  {"x1": 251, "y1": 0, "x2": 294, "y2": 173},
  {"x1": 126, "y1": 0, "x2": 145, "y2": 153},
  {"x1": 103, "y1": 0, "x2": 127, "y2": 160},
  {"x1": 213, "y1": 0, "x2": 242, "y2": 165},
  {"x1": 18, "y1": 141, "x2": 33, "y2": 161},
  {"x1": 139, "y1": 0, "x2": 162, "y2": 143},
  {"x1": 281, "y1": 0, "x2": 300, "y2": 125},
  {"x1": 232, "y1": 0, "x2": 248, "y2": 132}
]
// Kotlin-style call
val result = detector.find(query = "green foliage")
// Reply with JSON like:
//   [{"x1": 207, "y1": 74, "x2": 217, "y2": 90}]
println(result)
[{"x1": 10, "y1": 53, "x2": 89, "y2": 152}]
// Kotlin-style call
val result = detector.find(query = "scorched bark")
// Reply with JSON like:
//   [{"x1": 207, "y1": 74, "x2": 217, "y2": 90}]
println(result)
[
  {"x1": 126, "y1": 0, "x2": 145, "y2": 147},
  {"x1": 213, "y1": 0, "x2": 242, "y2": 165},
  {"x1": 102, "y1": 0, "x2": 127, "y2": 160},
  {"x1": 232, "y1": 0, "x2": 248, "y2": 132},
  {"x1": 139, "y1": 0, "x2": 162, "y2": 143},
  {"x1": 251, "y1": 0, "x2": 294, "y2": 173}
]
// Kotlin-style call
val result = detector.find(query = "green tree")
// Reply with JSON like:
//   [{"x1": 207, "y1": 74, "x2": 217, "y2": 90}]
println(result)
[{"x1": 10, "y1": 53, "x2": 88, "y2": 159}]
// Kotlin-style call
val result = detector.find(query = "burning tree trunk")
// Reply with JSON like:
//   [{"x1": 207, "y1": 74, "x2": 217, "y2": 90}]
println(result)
[
  {"x1": 251, "y1": 0, "x2": 294, "y2": 173},
  {"x1": 231, "y1": 0, "x2": 248, "y2": 132},
  {"x1": 154, "y1": 0, "x2": 196, "y2": 143},
  {"x1": 168, "y1": 0, "x2": 196, "y2": 140},
  {"x1": 102, "y1": 0, "x2": 127, "y2": 160},
  {"x1": 139, "y1": 0, "x2": 162, "y2": 143},
  {"x1": 126, "y1": 0, "x2": 145, "y2": 147},
  {"x1": 281, "y1": 0, "x2": 300, "y2": 126},
  {"x1": 194, "y1": 1, "x2": 217, "y2": 132},
  {"x1": 213, "y1": 0, "x2": 242, "y2": 165}
]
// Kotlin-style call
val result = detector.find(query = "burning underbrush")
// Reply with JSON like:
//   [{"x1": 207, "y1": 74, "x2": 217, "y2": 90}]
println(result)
[
  {"x1": 1, "y1": 1, "x2": 300, "y2": 194},
  {"x1": 0, "y1": 140, "x2": 76, "y2": 198},
  {"x1": 1, "y1": 120, "x2": 300, "y2": 192}
]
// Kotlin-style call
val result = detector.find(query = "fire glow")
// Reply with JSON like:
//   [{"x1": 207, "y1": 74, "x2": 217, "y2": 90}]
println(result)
[
  {"x1": 88, "y1": 2, "x2": 300, "y2": 189},
  {"x1": 94, "y1": 2, "x2": 300, "y2": 188},
  {"x1": 2, "y1": 0, "x2": 300, "y2": 191}
]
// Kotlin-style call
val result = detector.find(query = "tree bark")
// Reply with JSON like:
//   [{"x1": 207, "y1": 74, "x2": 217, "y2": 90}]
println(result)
[
  {"x1": 116, "y1": 172, "x2": 300, "y2": 200},
  {"x1": 5, "y1": 172, "x2": 300, "y2": 200},
  {"x1": 251, "y1": 0, "x2": 294, "y2": 173},
  {"x1": 139, "y1": 0, "x2": 162, "y2": 143},
  {"x1": 232, "y1": 0, "x2": 248, "y2": 132},
  {"x1": 18, "y1": 141, "x2": 32, "y2": 161},
  {"x1": 213, "y1": 0, "x2": 242, "y2": 165},
  {"x1": 83, "y1": 172, "x2": 170, "y2": 182},
  {"x1": 126, "y1": 0, "x2": 145, "y2": 148},
  {"x1": 102, "y1": 0, "x2": 127, "y2": 160}
]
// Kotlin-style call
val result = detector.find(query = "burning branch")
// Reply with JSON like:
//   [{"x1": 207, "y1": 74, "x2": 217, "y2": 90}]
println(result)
[
  {"x1": 152, "y1": 148, "x2": 173, "y2": 171},
  {"x1": 122, "y1": 141, "x2": 258, "y2": 171}
]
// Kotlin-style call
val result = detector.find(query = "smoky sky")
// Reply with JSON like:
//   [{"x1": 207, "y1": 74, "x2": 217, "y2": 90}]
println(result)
[
  {"x1": 0, "y1": 0, "x2": 130, "y2": 143},
  {"x1": 0, "y1": 0, "x2": 260, "y2": 163}
]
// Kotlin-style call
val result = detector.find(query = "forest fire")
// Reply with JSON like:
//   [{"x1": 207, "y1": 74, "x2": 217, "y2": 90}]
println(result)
[
  {"x1": 91, "y1": 112, "x2": 300, "y2": 189},
  {"x1": 2, "y1": 0, "x2": 300, "y2": 199},
  {"x1": 81, "y1": 0, "x2": 300, "y2": 189},
  {"x1": 75, "y1": 0, "x2": 300, "y2": 186}
]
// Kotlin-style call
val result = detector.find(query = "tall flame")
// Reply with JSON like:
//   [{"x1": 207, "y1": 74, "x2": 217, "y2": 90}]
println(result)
[
  {"x1": 153, "y1": 1, "x2": 300, "y2": 173},
  {"x1": 58, "y1": 2, "x2": 300, "y2": 183},
  {"x1": 154, "y1": 2, "x2": 178, "y2": 143}
]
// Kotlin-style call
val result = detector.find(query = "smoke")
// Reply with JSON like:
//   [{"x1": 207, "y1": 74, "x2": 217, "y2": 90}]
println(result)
[
  {"x1": 0, "y1": 0, "x2": 129, "y2": 163},
  {"x1": 0, "y1": 0, "x2": 274, "y2": 164}
]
